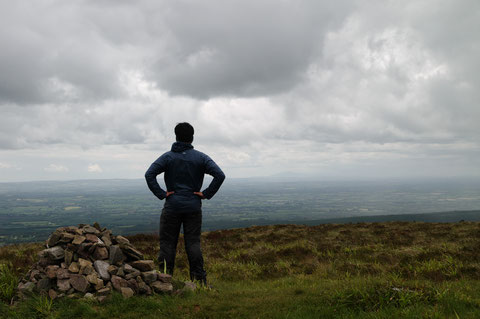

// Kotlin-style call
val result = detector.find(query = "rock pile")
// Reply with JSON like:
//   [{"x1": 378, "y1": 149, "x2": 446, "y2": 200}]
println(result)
[{"x1": 17, "y1": 222, "x2": 181, "y2": 301}]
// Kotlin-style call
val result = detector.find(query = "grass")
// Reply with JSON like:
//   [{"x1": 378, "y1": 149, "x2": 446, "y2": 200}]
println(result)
[
  {"x1": 0, "y1": 263, "x2": 19, "y2": 304},
  {"x1": 1, "y1": 221, "x2": 480, "y2": 318}
]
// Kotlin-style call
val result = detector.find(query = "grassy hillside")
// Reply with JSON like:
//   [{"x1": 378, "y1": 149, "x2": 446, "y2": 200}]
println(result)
[{"x1": 2, "y1": 221, "x2": 480, "y2": 318}]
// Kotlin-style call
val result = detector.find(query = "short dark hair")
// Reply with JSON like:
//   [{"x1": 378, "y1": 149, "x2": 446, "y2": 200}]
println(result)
[{"x1": 175, "y1": 122, "x2": 194, "y2": 143}]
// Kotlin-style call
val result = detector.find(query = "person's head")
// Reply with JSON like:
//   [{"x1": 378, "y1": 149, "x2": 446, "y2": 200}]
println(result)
[{"x1": 175, "y1": 122, "x2": 194, "y2": 143}]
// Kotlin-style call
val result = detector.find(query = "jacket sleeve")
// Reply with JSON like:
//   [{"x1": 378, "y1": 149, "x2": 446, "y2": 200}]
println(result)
[
  {"x1": 144, "y1": 155, "x2": 168, "y2": 200},
  {"x1": 201, "y1": 155, "x2": 226, "y2": 199}
]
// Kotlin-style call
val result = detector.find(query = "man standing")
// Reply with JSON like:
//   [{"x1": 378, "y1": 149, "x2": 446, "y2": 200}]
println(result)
[{"x1": 145, "y1": 122, "x2": 225, "y2": 285}]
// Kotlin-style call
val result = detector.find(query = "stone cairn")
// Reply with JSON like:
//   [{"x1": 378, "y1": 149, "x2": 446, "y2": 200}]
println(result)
[{"x1": 16, "y1": 222, "x2": 194, "y2": 302}]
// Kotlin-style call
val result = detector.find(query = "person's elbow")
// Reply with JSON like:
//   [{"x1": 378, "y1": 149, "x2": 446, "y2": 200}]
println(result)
[
  {"x1": 144, "y1": 169, "x2": 155, "y2": 182},
  {"x1": 217, "y1": 171, "x2": 226, "y2": 183}
]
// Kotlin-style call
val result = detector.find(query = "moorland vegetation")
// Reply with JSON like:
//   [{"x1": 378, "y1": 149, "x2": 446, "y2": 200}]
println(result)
[{"x1": 1, "y1": 221, "x2": 480, "y2": 318}]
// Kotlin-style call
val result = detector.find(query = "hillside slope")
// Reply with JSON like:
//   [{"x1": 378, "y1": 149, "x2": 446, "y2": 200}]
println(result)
[{"x1": 2, "y1": 222, "x2": 480, "y2": 318}]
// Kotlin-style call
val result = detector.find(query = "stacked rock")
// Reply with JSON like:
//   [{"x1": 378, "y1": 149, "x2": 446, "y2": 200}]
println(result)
[{"x1": 17, "y1": 222, "x2": 175, "y2": 301}]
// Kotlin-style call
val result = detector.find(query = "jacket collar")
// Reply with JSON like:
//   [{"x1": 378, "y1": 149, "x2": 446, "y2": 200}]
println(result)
[{"x1": 171, "y1": 141, "x2": 194, "y2": 152}]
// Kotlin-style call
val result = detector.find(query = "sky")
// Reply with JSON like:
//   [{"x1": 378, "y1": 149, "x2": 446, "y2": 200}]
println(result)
[{"x1": 0, "y1": 0, "x2": 479, "y2": 182}]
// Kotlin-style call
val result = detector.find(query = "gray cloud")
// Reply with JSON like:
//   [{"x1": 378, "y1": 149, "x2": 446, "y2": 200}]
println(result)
[
  {"x1": 0, "y1": 1, "x2": 355, "y2": 104},
  {"x1": 270, "y1": 1, "x2": 480, "y2": 147},
  {"x1": 0, "y1": 2, "x2": 140, "y2": 104},
  {"x1": 148, "y1": 1, "x2": 354, "y2": 98},
  {"x1": 0, "y1": 0, "x2": 479, "y2": 181}
]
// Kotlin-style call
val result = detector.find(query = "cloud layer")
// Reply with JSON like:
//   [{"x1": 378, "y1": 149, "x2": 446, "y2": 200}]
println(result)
[{"x1": 0, "y1": 0, "x2": 479, "y2": 181}]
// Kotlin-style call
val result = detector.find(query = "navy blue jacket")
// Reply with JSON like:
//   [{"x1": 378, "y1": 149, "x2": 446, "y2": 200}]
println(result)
[{"x1": 145, "y1": 142, "x2": 225, "y2": 212}]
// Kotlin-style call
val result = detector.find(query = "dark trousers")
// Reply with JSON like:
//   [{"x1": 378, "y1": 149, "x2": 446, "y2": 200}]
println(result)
[{"x1": 158, "y1": 208, "x2": 207, "y2": 283}]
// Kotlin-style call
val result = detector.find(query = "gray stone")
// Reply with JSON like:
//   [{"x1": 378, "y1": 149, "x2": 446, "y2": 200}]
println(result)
[
  {"x1": 157, "y1": 273, "x2": 172, "y2": 283},
  {"x1": 29, "y1": 269, "x2": 41, "y2": 281},
  {"x1": 93, "y1": 222, "x2": 102, "y2": 231},
  {"x1": 150, "y1": 281, "x2": 173, "y2": 294},
  {"x1": 130, "y1": 260, "x2": 154, "y2": 272},
  {"x1": 82, "y1": 225, "x2": 100, "y2": 234},
  {"x1": 81, "y1": 265, "x2": 94, "y2": 275},
  {"x1": 138, "y1": 281, "x2": 152, "y2": 295},
  {"x1": 59, "y1": 232, "x2": 75, "y2": 243},
  {"x1": 65, "y1": 226, "x2": 79, "y2": 234},
  {"x1": 57, "y1": 279, "x2": 71, "y2": 292},
  {"x1": 107, "y1": 265, "x2": 118, "y2": 275},
  {"x1": 68, "y1": 262, "x2": 80, "y2": 273},
  {"x1": 42, "y1": 246, "x2": 65, "y2": 261},
  {"x1": 127, "y1": 278, "x2": 138, "y2": 293},
  {"x1": 18, "y1": 281, "x2": 35, "y2": 293},
  {"x1": 93, "y1": 260, "x2": 111, "y2": 281},
  {"x1": 95, "y1": 279, "x2": 104, "y2": 291},
  {"x1": 36, "y1": 278, "x2": 51, "y2": 291},
  {"x1": 64, "y1": 249, "x2": 74, "y2": 266},
  {"x1": 101, "y1": 235, "x2": 112, "y2": 247},
  {"x1": 57, "y1": 268, "x2": 70, "y2": 280},
  {"x1": 69, "y1": 274, "x2": 89, "y2": 293},
  {"x1": 109, "y1": 245, "x2": 125, "y2": 265},
  {"x1": 111, "y1": 275, "x2": 128, "y2": 292},
  {"x1": 78, "y1": 258, "x2": 92, "y2": 268},
  {"x1": 183, "y1": 281, "x2": 197, "y2": 292},
  {"x1": 100, "y1": 229, "x2": 112, "y2": 238},
  {"x1": 116, "y1": 267, "x2": 125, "y2": 277},
  {"x1": 88, "y1": 244, "x2": 97, "y2": 255},
  {"x1": 115, "y1": 235, "x2": 130, "y2": 245},
  {"x1": 37, "y1": 257, "x2": 51, "y2": 268},
  {"x1": 93, "y1": 246, "x2": 108, "y2": 260},
  {"x1": 123, "y1": 263, "x2": 134, "y2": 273},
  {"x1": 77, "y1": 243, "x2": 94, "y2": 259},
  {"x1": 85, "y1": 233, "x2": 100, "y2": 243},
  {"x1": 47, "y1": 232, "x2": 62, "y2": 247},
  {"x1": 97, "y1": 287, "x2": 110, "y2": 296},
  {"x1": 72, "y1": 235, "x2": 86, "y2": 245},
  {"x1": 124, "y1": 270, "x2": 141, "y2": 280},
  {"x1": 45, "y1": 265, "x2": 59, "y2": 279},
  {"x1": 84, "y1": 292, "x2": 95, "y2": 299},
  {"x1": 121, "y1": 287, "x2": 134, "y2": 298},
  {"x1": 141, "y1": 271, "x2": 157, "y2": 284},
  {"x1": 86, "y1": 273, "x2": 99, "y2": 285},
  {"x1": 119, "y1": 243, "x2": 143, "y2": 261}
]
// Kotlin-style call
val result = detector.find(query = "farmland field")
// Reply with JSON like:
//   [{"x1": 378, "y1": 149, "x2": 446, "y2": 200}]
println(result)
[{"x1": 1, "y1": 177, "x2": 480, "y2": 245}]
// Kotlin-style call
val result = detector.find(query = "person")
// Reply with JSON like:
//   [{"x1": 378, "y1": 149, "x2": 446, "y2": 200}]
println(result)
[{"x1": 144, "y1": 122, "x2": 225, "y2": 285}]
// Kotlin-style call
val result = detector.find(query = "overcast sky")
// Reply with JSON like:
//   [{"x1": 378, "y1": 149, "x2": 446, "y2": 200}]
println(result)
[{"x1": 1, "y1": 0, "x2": 479, "y2": 182}]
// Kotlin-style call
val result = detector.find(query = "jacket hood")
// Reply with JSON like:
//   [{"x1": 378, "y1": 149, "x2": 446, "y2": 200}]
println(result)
[{"x1": 171, "y1": 141, "x2": 194, "y2": 153}]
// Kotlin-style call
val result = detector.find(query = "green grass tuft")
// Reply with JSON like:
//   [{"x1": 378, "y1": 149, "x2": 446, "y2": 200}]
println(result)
[{"x1": 0, "y1": 263, "x2": 19, "y2": 304}]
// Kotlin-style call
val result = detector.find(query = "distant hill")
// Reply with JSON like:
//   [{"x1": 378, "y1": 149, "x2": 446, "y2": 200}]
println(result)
[
  {"x1": 307, "y1": 209, "x2": 480, "y2": 224},
  {"x1": 201, "y1": 209, "x2": 480, "y2": 231}
]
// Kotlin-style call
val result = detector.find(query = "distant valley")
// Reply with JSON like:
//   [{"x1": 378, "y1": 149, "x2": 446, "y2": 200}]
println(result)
[{"x1": 1, "y1": 177, "x2": 479, "y2": 245}]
